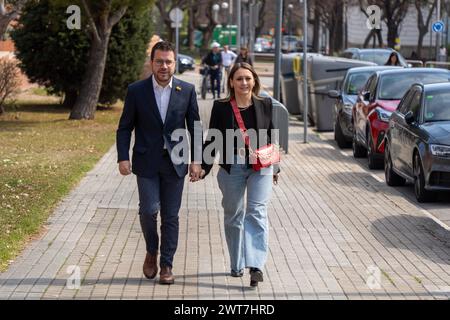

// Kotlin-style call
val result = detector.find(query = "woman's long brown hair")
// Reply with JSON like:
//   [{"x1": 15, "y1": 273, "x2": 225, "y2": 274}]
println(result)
[{"x1": 222, "y1": 62, "x2": 263, "y2": 102}]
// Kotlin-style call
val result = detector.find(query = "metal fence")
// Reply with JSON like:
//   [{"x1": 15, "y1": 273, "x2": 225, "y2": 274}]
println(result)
[{"x1": 424, "y1": 61, "x2": 450, "y2": 69}]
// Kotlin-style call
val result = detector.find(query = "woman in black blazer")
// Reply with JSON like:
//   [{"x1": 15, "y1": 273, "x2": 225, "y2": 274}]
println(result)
[{"x1": 201, "y1": 62, "x2": 279, "y2": 288}]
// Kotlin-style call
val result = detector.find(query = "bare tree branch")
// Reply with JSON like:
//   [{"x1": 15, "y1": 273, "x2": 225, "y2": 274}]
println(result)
[
  {"x1": 108, "y1": 5, "x2": 127, "y2": 29},
  {"x1": 81, "y1": 0, "x2": 101, "y2": 42}
]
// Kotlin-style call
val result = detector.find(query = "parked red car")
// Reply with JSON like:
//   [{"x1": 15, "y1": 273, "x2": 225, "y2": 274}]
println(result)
[{"x1": 352, "y1": 68, "x2": 450, "y2": 169}]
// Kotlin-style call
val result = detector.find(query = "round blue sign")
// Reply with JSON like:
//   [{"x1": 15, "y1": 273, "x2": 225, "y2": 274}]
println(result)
[{"x1": 432, "y1": 21, "x2": 445, "y2": 33}]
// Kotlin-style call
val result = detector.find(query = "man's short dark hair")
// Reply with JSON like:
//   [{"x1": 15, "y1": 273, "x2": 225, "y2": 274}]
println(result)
[{"x1": 151, "y1": 41, "x2": 176, "y2": 61}]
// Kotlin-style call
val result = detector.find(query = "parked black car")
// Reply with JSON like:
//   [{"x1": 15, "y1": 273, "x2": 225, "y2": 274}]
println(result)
[
  {"x1": 384, "y1": 82, "x2": 450, "y2": 202},
  {"x1": 328, "y1": 66, "x2": 400, "y2": 148},
  {"x1": 178, "y1": 53, "x2": 195, "y2": 74},
  {"x1": 352, "y1": 68, "x2": 450, "y2": 170}
]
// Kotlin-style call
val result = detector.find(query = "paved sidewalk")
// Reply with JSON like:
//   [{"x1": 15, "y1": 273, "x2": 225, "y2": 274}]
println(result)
[{"x1": 1, "y1": 71, "x2": 450, "y2": 300}]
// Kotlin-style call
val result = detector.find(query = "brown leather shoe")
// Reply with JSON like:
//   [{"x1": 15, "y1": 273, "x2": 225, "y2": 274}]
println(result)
[
  {"x1": 159, "y1": 266, "x2": 174, "y2": 285},
  {"x1": 143, "y1": 252, "x2": 158, "y2": 279}
]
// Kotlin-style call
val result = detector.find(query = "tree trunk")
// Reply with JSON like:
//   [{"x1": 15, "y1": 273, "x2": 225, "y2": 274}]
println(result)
[
  {"x1": 312, "y1": 7, "x2": 320, "y2": 52},
  {"x1": 202, "y1": 27, "x2": 214, "y2": 50},
  {"x1": 69, "y1": 31, "x2": 111, "y2": 120},
  {"x1": 386, "y1": 20, "x2": 398, "y2": 48},
  {"x1": 0, "y1": 17, "x2": 10, "y2": 39},
  {"x1": 363, "y1": 29, "x2": 374, "y2": 48},
  {"x1": 0, "y1": 103, "x2": 4, "y2": 114},
  {"x1": 417, "y1": 29, "x2": 426, "y2": 59},
  {"x1": 63, "y1": 89, "x2": 78, "y2": 109},
  {"x1": 188, "y1": 6, "x2": 195, "y2": 51},
  {"x1": 376, "y1": 29, "x2": 383, "y2": 47},
  {"x1": 0, "y1": 12, "x2": 18, "y2": 40},
  {"x1": 387, "y1": 30, "x2": 397, "y2": 48}
]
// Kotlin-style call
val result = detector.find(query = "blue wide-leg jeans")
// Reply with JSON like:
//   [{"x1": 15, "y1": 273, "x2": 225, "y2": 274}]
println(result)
[{"x1": 217, "y1": 162, "x2": 273, "y2": 272}]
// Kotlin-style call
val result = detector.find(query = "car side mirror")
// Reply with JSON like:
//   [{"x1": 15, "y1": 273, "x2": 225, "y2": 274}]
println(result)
[
  {"x1": 404, "y1": 111, "x2": 415, "y2": 124},
  {"x1": 327, "y1": 90, "x2": 341, "y2": 99}
]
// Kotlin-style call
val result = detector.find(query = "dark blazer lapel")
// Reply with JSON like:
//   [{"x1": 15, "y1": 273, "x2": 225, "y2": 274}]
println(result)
[
  {"x1": 252, "y1": 96, "x2": 266, "y2": 129},
  {"x1": 164, "y1": 77, "x2": 180, "y2": 126},
  {"x1": 144, "y1": 76, "x2": 164, "y2": 126}
]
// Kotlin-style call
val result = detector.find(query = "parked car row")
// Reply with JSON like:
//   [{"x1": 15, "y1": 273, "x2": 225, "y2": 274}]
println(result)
[
  {"x1": 340, "y1": 48, "x2": 409, "y2": 67},
  {"x1": 328, "y1": 62, "x2": 450, "y2": 202}
]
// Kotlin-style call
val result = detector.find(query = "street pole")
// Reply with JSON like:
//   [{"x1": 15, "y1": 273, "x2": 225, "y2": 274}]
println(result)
[
  {"x1": 237, "y1": 0, "x2": 241, "y2": 49},
  {"x1": 302, "y1": 0, "x2": 308, "y2": 143},
  {"x1": 437, "y1": 0, "x2": 441, "y2": 61},
  {"x1": 229, "y1": 0, "x2": 232, "y2": 46},
  {"x1": 273, "y1": 0, "x2": 283, "y2": 101},
  {"x1": 175, "y1": 11, "x2": 180, "y2": 74},
  {"x1": 176, "y1": 24, "x2": 179, "y2": 74}
]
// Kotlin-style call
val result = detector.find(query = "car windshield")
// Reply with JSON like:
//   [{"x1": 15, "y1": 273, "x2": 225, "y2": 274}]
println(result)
[
  {"x1": 378, "y1": 72, "x2": 450, "y2": 100},
  {"x1": 359, "y1": 51, "x2": 407, "y2": 66},
  {"x1": 345, "y1": 72, "x2": 371, "y2": 95},
  {"x1": 424, "y1": 91, "x2": 450, "y2": 122}
]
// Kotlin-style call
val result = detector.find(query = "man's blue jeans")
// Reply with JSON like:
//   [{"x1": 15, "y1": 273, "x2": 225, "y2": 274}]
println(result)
[
  {"x1": 217, "y1": 162, "x2": 273, "y2": 272},
  {"x1": 209, "y1": 69, "x2": 221, "y2": 98},
  {"x1": 136, "y1": 154, "x2": 184, "y2": 268}
]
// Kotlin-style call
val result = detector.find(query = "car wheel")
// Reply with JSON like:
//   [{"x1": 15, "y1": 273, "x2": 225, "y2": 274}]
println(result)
[
  {"x1": 334, "y1": 118, "x2": 351, "y2": 149},
  {"x1": 384, "y1": 141, "x2": 405, "y2": 186},
  {"x1": 367, "y1": 131, "x2": 383, "y2": 169},
  {"x1": 413, "y1": 153, "x2": 436, "y2": 203},
  {"x1": 352, "y1": 128, "x2": 366, "y2": 158}
]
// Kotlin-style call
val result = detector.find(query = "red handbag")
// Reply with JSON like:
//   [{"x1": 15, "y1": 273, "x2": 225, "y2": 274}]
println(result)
[{"x1": 230, "y1": 98, "x2": 280, "y2": 171}]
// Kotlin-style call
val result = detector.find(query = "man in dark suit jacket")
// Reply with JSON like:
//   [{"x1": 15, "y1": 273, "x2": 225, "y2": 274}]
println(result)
[{"x1": 116, "y1": 41, "x2": 202, "y2": 285}]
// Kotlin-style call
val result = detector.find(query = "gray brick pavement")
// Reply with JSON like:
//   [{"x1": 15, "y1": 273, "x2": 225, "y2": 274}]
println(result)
[{"x1": 1, "y1": 71, "x2": 450, "y2": 300}]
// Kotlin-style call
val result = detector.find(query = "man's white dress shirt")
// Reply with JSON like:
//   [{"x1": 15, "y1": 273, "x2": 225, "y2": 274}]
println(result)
[{"x1": 152, "y1": 75, "x2": 173, "y2": 124}]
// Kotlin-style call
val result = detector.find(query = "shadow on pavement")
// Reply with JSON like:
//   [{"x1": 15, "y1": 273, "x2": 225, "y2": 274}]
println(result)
[{"x1": 370, "y1": 214, "x2": 450, "y2": 266}]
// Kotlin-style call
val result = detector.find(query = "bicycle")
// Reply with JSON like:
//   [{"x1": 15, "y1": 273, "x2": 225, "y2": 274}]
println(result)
[{"x1": 199, "y1": 65, "x2": 210, "y2": 100}]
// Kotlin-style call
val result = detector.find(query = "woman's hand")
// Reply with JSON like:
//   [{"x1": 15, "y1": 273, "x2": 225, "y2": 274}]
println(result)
[{"x1": 273, "y1": 173, "x2": 279, "y2": 185}]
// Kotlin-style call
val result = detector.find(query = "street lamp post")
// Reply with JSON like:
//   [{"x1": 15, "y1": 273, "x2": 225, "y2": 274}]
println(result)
[
  {"x1": 436, "y1": 0, "x2": 441, "y2": 61},
  {"x1": 300, "y1": 0, "x2": 308, "y2": 143},
  {"x1": 221, "y1": 1, "x2": 232, "y2": 46},
  {"x1": 287, "y1": 3, "x2": 294, "y2": 51},
  {"x1": 273, "y1": 0, "x2": 283, "y2": 101},
  {"x1": 237, "y1": 0, "x2": 241, "y2": 49},
  {"x1": 212, "y1": 3, "x2": 220, "y2": 24}
]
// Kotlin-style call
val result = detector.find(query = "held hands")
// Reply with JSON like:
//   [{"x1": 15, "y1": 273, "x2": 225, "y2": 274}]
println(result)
[
  {"x1": 119, "y1": 160, "x2": 131, "y2": 176},
  {"x1": 189, "y1": 163, "x2": 205, "y2": 182}
]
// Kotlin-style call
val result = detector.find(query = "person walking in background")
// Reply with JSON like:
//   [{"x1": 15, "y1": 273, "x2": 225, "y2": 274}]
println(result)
[
  {"x1": 202, "y1": 42, "x2": 223, "y2": 99},
  {"x1": 235, "y1": 47, "x2": 253, "y2": 66},
  {"x1": 200, "y1": 62, "x2": 280, "y2": 288},
  {"x1": 439, "y1": 45, "x2": 447, "y2": 62},
  {"x1": 221, "y1": 45, "x2": 237, "y2": 93},
  {"x1": 116, "y1": 41, "x2": 202, "y2": 285},
  {"x1": 384, "y1": 52, "x2": 401, "y2": 66}
]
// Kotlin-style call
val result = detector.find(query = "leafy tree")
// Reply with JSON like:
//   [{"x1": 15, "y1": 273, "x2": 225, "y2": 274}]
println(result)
[
  {"x1": 12, "y1": 0, "x2": 152, "y2": 108},
  {"x1": 11, "y1": 0, "x2": 89, "y2": 107},
  {"x1": 415, "y1": 0, "x2": 436, "y2": 59},
  {"x1": 359, "y1": 0, "x2": 410, "y2": 49},
  {"x1": 100, "y1": 7, "x2": 152, "y2": 105}
]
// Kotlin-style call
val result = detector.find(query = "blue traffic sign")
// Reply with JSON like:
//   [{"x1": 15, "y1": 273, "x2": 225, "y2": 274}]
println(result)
[{"x1": 432, "y1": 21, "x2": 445, "y2": 33}]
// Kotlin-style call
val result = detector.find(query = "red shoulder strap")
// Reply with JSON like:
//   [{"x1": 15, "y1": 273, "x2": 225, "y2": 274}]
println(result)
[{"x1": 230, "y1": 98, "x2": 250, "y2": 146}]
